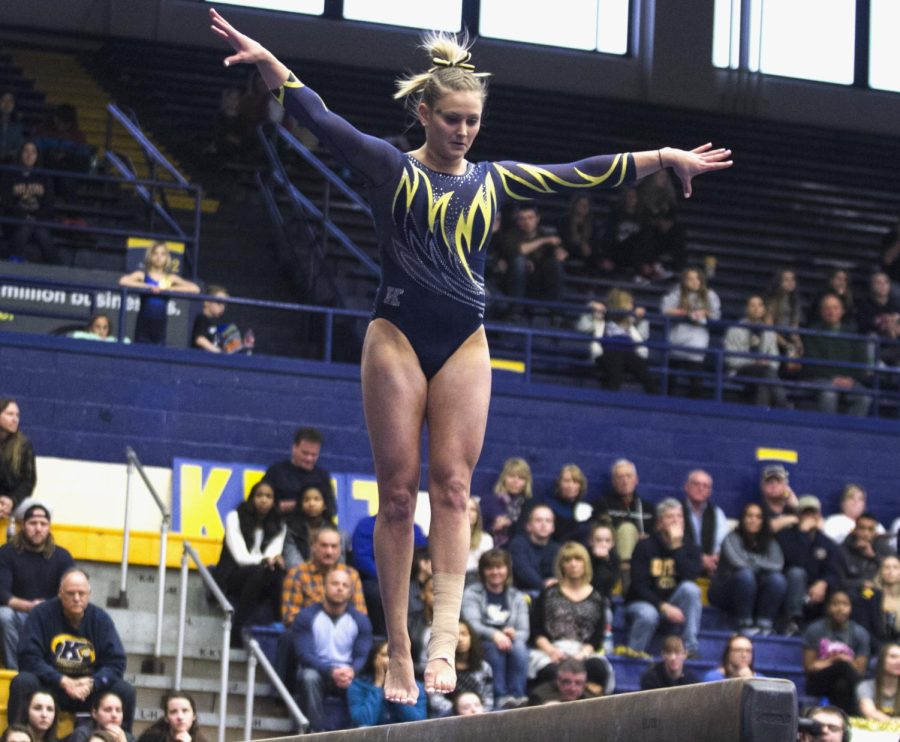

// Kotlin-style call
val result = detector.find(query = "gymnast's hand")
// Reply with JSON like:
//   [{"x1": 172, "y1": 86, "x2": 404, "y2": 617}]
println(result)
[
  {"x1": 210, "y1": 8, "x2": 291, "y2": 89},
  {"x1": 209, "y1": 8, "x2": 271, "y2": 67},
  {"x1": 662, "y1": 143, "x2": 733, "y2": 199}
]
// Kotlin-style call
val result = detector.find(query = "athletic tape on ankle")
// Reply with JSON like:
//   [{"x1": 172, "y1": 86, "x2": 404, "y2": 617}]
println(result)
[{"x1": 428, "y1": 572, "x2": 465, "y2": 662}]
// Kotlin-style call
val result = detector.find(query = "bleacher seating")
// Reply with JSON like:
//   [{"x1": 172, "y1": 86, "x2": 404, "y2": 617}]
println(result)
[{"x1": 79, "y1": 36, "x2": 899, "y2": 313}]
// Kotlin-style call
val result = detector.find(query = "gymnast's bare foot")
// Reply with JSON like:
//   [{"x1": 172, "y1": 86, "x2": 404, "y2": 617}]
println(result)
[
  {"x1": 384, "y1": 651, "x2": 419, "y2": 705},
  {"x1": 424, "y1": 656, "x2": 457, "y2": 695}
]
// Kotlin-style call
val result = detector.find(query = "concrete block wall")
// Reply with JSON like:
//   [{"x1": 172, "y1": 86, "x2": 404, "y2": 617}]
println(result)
[{"x1": 2, "y1": 331, "x2": 898, "y2": 525}]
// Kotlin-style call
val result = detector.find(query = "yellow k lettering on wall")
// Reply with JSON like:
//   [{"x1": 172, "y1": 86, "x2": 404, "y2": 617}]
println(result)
[{"x1": 179, "y1": 464, "x2": 233, "y2": 539}]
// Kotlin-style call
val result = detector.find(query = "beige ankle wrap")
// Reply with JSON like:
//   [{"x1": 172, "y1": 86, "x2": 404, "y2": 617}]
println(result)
[{"x1": 427, "y1": 572, "x2": 466, "y2": 662}]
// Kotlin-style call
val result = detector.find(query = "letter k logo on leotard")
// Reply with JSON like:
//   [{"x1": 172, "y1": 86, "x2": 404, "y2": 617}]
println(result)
[{"x1": 384, "y1": 287, "x2": 404, "y2": 307}]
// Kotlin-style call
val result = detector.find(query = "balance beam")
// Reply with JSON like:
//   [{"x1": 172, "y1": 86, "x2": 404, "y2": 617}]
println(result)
[{"x1": 267, "y1": 677, "x2": 797, "y2": 742}]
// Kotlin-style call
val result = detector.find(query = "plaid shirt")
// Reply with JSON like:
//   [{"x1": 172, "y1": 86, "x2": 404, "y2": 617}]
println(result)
[{"x1": 281, "y1": 561, "x2": 367, "y2": 626}]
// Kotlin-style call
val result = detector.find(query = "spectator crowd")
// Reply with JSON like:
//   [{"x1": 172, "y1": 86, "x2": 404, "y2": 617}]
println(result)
[
  {"x1": 193, "y1": 424, "x2": 899, "y2": 733},
  {"x1": 1, "y1": 395, "x2": 899, "y2": 737}
]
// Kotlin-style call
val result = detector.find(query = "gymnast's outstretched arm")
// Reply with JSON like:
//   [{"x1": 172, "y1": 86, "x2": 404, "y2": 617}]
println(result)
[{"x1": 209, "y1": 7, "x2": 398, "y2": 183}]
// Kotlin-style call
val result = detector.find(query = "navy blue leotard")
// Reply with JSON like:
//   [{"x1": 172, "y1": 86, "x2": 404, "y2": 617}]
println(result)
[{"x1": 275, "y1": 74, "x2": 636, "y2": 378}]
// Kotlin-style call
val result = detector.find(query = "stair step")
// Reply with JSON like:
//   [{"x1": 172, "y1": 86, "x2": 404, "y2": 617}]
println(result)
[{"x1": 127, "y1": 672, "x2": 275, "y2": 697}]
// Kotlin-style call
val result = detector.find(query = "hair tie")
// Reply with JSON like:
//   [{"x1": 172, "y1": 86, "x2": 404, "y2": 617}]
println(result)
[{"x1": 428, "y1": 51, "x2": 475, "y2": 73}]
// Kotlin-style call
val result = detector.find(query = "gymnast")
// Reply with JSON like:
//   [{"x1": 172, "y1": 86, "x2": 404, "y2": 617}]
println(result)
[{"x1": 210, "y1": 6, "x2": 732, "y2": 705}]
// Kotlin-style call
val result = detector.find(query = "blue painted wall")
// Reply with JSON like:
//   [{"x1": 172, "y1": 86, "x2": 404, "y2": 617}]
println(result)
[{"x1": 2, "y1": 331, "x2": 897, "y2": 525}]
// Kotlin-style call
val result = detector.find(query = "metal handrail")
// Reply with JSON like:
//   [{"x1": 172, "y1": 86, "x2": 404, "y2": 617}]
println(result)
[
  {"x1": 108, "y1": 446, "x2": 170, "y2": 675},
  {"x1": 176, "y1": 541, "x2": 233, "y2": 742},
  {"x1": 245, "y1": 639, "x2": 308, "y2": 738},
  {"x1": 2, "y1": 269, "x2": 898, "y2": 413},
  {"x1": 106, "y1": 103, "x2": 189, "y2": 186},
  {"x1": 105, "y1": 102, "x2": 203, "y2": 279},
  {"x1": 105, "y1": 150, "x2": 187, "y2": 239},
  {"x1": 261, "y1": 124, "x2": 380, "y2": 276}
]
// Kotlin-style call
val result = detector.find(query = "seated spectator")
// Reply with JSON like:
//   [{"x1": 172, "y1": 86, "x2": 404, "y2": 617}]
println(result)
[
  {"x1": 853, "y1": 554, "x2": 900, "y2": 657},
  {"x1": 350, "y1": 514, "x2": 426, "y2": 638},
  {"x1": 530, "y1": 543, "x2": 611, "y2": 696},
  {"x1": 797, "y1": 705, "x2": 849, "y2": 742},
  {"x1": 480, "y1": 457, "x2": 533, "y2": 548},
  {"x1": 493, "y1": 204, "x2": 566, "y2": 310},
  {"x1": 2, "y1": 725, "x2": 35, "y2": 742},
  {"x1": 0, "y1": 398, "x2": 36, "y2": 516},
  {"x1": 281, "y1": 527, "x2": 366, "y2": 628},
  {"x1": 809, "y1": 268, "x2": 857, "y2": 329},
  {"x1": 625, "y1": 498, "x2": 702, "y2": 656},
  {"x1": 638, "y1": 168, "x2": 685, "y2": 277},
  {"x1": 839, "y1": 512, "x2": 896, "y2": 597},
  {"x1": 857, "y1": 642, "x2": 900, "y2": 721},
  {"x1": 802, "y1": 589, "x2": 870, "y2": 715},
  {"x1": 587, "y1": 518, "x2": 621, "y2": 603},
  {"x1": 346, "y1": 640, "x2": 426, "y2": 727},
  {"x1": 193, "y1": 287, "x2": 253, "y2": 355},
  {"x1": 135, "y1": 692, "x2": 206, "y2": 742},
  {"x1": 35, "y1": 104, "x2": 91, "y2": 172},
  {"x1": 66, "y1": 691, "x2": 134, "y2": 742},
  {"x1": 758, "y1": 464, "x2": 799, "y2": 534},
  {"x1": 466, "y1": 498, "x2": 493, "y2": 585},
  {"x1": 593, "y1": 458, "x2": 655, "y2": 570},
  {"x1": 702, "y1": 634, "x2": 760, "y2": 681},
  {"x1": 408, "y1": 546, "x2": 433, "y2": 618},
  {"x1": 823, "y1": 483, "x2": 879, "y2": 544},
  {"x1": 451, "y1": 690, "x2": 484, "y2": 716},
  {"x1": 639, "y1": 635, "x2": 698, "y2": 690},
  {"x1": 262, "y1": 427, "x2": 336, "y2": 519},
  {"x1": 544, "y1": 464, "x2": 591, "y2": 543},
  {"x1": 507, "y1": 504, "x2": 560, "y2": 598},
  {"x1": 724, "y1": 294, "x2": 791, "y2": 408},
  {"x1": 765, "y1": 269, "x2": 805, "y2": 371},
  {"x1": 408, "y1": 574, "x2": 433, "y2": 676},
  {"x1": 0, "y1": 141, "x2": 56, "y2": 264},
  {"x1": 577, "y1": 289, "x2": 656, "y2": 393},
  {"x1": 68, "y1": 314, "x2": 129, "y2": 343},
  {"x1": 709, "y1": 502, "x2": 786, "y2": 636},
  {"x1": 558, "y1": 194, "x2": 597, "y2": 264},
  {"x1": 8, "y1": 569, "x2": 136, "y2": 733},
  {"x1": 883, "y1": 216, "x2": 900, "y2": 290},
  {"x1": 0, "y1": 91, "x2": 26, "y2": 164},
  {"x1": 207, "y1": 87, "x2": 243, "y2": 160},
  {"x1": 0, "y1": 498, "x2": 75, "y2": 668},
  {"x1": 461, "y1": 549, "x2": 530, "y2": 711},
  {"x1": 680, "y1": 469, "x2": 729, "y2": 578},
  {"x1": 596, "y1": 187, "x2": 652, "y2": 279},
  {"x1": 290, "y1": 569, "x2": 373, "y2": 733},
  {"x1": 237, "y1": 73, "x2": 276, "y2": 148},
  {"x1": 118, "y1": 242, "x2": 200, "y2": 345},
  {"x1": 283, "y1": 484, "x2": 339, "y2": 569},
  {"x1": 22, "y1": 691, "x2": 56, "y2": 742},
  {"x1": 661, "y1": 267, "x2": 721, "y2": 397},
  {"x1": 212, "y1": 480, "x2": 285, "y2": 647},
  {"x1": 277, "y1": 528, "x2": 366, "y2": 690},
  {"x1": 777, "y1": 495, "x2": 841, "y2": 635},
  {"x1": 801, "y1": 293, "x2": 871, "y2": 417},
  {"x1": 192, "y1": 286, "x2": 228, "y2": 352},
  {"x1": 427, "y1": 620, "x2": 493, "y2": 717},
  {"x1": 527, "y1": 658, "x2": 599, "y2": 706},
  {"x1": 857, "y1": 271, "x2": 900, "y2": 367}
]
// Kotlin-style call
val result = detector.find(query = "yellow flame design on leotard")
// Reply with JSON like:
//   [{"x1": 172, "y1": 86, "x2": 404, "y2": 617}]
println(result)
[
  {"x1": 388, "y1": 154, "x2": 630, "y2": 311},
  {"x1": 494, "y1": 154, "x2": 628, "y2": 199},
  {"x1": 392, "y1": 164, "x2": 495, "y2": 289},
  {"x1": 453, "y1": 173, "x2": 497, "y2": 282}
]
